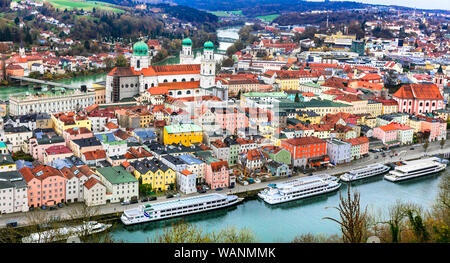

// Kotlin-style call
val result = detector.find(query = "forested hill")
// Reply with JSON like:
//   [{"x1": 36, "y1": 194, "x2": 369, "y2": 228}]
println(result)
[{"x1": 167, "y1": 0, "x2": 449, "y2": 16}]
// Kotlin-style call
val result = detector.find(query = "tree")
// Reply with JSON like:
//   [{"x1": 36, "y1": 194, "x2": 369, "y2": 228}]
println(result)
[
  {"x1": 114, "y1": 54, "x2": 128, "y2": 67},
  {"x1": 84, "y1": 40, "x2": 90, "y2": 50},
  {"x1": 221, "y1": 57, "x2": 234, "y2": 67},
  {"x1": 323, "y1": 185, "x2": 368, "y2": 243},
  {"x1": 440, "y1": 138, "x2": 446, "y2": 149},
  {"x1": 14, "y1": 17, "x2": 20, "y2": 25},
  {"x1": 407, "y1": 210, "x2": 429, "y2": 242},
  {"x1": 153, "y1": 220, "x2": 257, "y2": 243},
  {"x1": 423, "y1": 140, "x2": 429, "y2": 152}
]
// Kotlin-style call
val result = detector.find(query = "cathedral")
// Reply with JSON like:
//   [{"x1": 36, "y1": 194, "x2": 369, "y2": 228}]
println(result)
[{"x1": 105, "y1": 38, "x2": 220, "y2": 103}]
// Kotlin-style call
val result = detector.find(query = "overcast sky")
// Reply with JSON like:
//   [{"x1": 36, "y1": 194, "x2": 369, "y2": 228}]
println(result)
[
  {"x1": 354, "y1": 0, "x2": 450, "y2": 10},
  {"x1": 318, "y1": 0, "x2": 450, "y2": 11}
]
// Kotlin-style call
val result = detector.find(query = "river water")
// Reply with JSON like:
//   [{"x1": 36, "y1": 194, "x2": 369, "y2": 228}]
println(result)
[
  {"x1": 0, "y1": 26, "x2": 242, "y2": 99},
  {"x1": 108, "y1": 169, "x2": 447, "y2": 243}
]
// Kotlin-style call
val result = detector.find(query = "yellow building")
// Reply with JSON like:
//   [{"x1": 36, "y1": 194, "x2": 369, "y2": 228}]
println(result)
[
  {"x1": 132, "y1": 160, "x2": 176, "y2": 192},
  {"x1": 89, "y1": 83, "x2": 106, "y2": 105},
  {"x1": 163, "y1": 124, "x2": 203, "y2": 146},
  {"x1": 51, "y1": 112, "x2": 92, "y2": 135},
  {"x1": 297, "y1": 111, "x2": 321, "y2": 125},
  {"x1": 367, "y1": 101, "x2": 383, "y2": 117}
]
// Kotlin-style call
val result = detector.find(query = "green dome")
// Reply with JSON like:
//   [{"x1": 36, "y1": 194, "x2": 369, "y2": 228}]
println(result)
[
  {"x1": 133, "y1": 41, "x2": 149, "y2": 56},
  {"x1": 204, "y1": 41, "x2": 214, "y2": 50},
  {"x1": 182, "y1": 38, "x2": 192, "y2": 46}
]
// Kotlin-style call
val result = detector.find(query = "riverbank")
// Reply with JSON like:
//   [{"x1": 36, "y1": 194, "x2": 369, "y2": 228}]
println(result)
[{"x1": 1, "y1": 141, "x2": 447, "y2": 231}]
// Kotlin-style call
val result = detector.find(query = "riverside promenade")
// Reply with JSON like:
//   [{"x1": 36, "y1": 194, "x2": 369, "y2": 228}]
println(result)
[{"x1": 0, "y1": 141, "x2": 448, "y2": 229}]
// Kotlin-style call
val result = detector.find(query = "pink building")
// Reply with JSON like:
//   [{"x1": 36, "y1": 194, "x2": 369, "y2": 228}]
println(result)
[
  {"x1": 205, "y1": 161, "x2": 230, "y2": 189},
  {"x1": 20, "y1": 165, "x2": 66, "y2": 208},
  {"x1": 373, "y1": 122, "x2": 414, "y2": 146},
  {"x1": 410, "y1": 115, "x2": 447, "y2": 142},
  {"x1": 43, "y1": 145, "x2": 73, "y2": 164},
  {"x1": 69, "y1": 137, "x2": 103, "y2": 158},
  {"x1": 63, "y1": 127, "x2": 94, "y2": 146},
  {"x1": 393, "y1": 84, "x2": 444, "y2": 115},
  {"x1": 215, "y1": 108, "x2": 249, "y2": 134},
  {"x1": 29, "y1": 136, "x2": 67, "y2": 163}
]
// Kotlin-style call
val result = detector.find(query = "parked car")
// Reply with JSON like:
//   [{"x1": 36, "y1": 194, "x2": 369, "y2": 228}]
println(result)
[
  {"x1": 49, "y1": 206, "x2": 57, "y2": 211},
  {"x1": 198, "y1": 189, "x2": 207, "y2": 194},
  {"x1": 41, "y1": 205, "x2": 47, "y2": 210},
  {"x1": 268, "y1": 183, "x2": 276, "y2": 187},
  {"x1": 215, "y1": 187, "x2": 223, "y2": 191},
  {"x1": 57, "y1": 203, "x2": 63, "y2": 208},
  {"x1": 255, "y1": 178, "x2": 261, "y2": 183},
  {"x1": 6, "y1": 221, "x2": 18, "y2": 228},
  {"x1": 175, "y1": 193, "x2": 181, "y2": 197},
  {"x1": 203, "y1": 185, "x2": 210, "y2": 190},
  {"x1": 410, "y1": 147, "x2": 415, "y2": 150},
  {"x1": 130, "y1": 199, "x2": 138, "y2": 204},
  {"x1": 166, "y1": 194, "x2": 174, "y2": 199},
  {"x1": 141, "y1": 197, "x2": 149, "y2": 202},
  {"x1": 121, "y1": 201, "x2": 130, "y2": 206},
  {"x1": 149, "y1": 196, "x2": 157, "y2": 201},
  {"x1": 228, "y1": 184, "x2": 235, "y2": 189}
]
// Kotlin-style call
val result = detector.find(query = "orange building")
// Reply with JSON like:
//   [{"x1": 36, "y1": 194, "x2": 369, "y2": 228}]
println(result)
[{"x1": 280, "y1": 136, "x2": 328, "y2": 168}]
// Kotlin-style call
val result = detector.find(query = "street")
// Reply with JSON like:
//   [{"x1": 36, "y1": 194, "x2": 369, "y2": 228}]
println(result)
[{"x1": 0, "y1": 140, "x2": 448, "y2": 229}]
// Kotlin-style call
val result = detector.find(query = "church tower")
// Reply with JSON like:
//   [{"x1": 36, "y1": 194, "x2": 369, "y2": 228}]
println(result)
[
  {"x1": 180, "y1": 38, "x2": 194, "y2": 64},
  {"x1": 434, "y1": 65, "x2": 445, "y2": 96},
  {"x1": 200, "y1": 41, "x2": 216, "y2": 89},
  {"x1": 130, "y1": 41, "x2": 150, "y2": 71}
]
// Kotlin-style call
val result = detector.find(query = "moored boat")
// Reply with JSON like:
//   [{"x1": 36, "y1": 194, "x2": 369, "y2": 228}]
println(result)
[
  {"x1": 120, "y1": 193, "x2": 243, "y2": 225},
  {"x1": 258, "y1": 175, "x2": 341, "y2": 205},
  {"x1": 340, "y1": 163, "x2": 390, "y2": 182},
  {"x1": 384, "y1": 157, "x2": 447, "y2": 182}
]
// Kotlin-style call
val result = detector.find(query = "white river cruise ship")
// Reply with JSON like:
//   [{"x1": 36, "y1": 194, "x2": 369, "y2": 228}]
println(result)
[
  {"x1": 340, "y1": 163, "x2": 390, "y2": 182},
  {"x1": 384, "y1": 157, "x2": 447, "y2": 182},
  {"x1": 121, "y1": 193, "x2": 243, "y2": 225},
  {"x1": 258, "y1": 174, "x2": 341, "y2": 205}
]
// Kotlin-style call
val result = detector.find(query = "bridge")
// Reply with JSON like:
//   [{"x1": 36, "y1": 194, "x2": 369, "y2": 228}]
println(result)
[
  {"x1": 9, "y1": 76, "x2": 79, "y2": 89},
  {"x1": 216, "y1": 49, "x2": 227, "y2": 55},
  {"x1": 217, "y1": 37, "x2": 238, "y2": 43}
]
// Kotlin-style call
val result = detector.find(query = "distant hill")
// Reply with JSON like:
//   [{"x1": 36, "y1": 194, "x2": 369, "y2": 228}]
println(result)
[{"x1": 167, "y1": 0, "x2": 449, "y2": 17}]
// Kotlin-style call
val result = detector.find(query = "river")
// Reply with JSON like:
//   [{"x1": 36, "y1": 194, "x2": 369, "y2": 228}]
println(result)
[
  {"x1": 0, "y1": 26, "x2": 242, "y2": 99},
  {"x1": 0, "y1": 73, "x2": 108, "y2": 100},
  {"x1": 107, "y1": 169, "x2": 447, "y2": 243}
]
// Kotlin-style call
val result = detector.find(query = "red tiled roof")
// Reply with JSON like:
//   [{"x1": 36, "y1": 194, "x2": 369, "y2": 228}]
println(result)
[
  {"x1": 210, "y1": 161, "x2": 229, "y2": 172},
  {"x1": 284, "y1": 136, "x2": 325, "y2": 146},
  {"x1": 378, "y1": 122, "x2": 413, "y2": 132},
  {"x1": 84, "y1": 177, "x2": 103, "y2": 190},
  {"x1": 393, "y1": 84, "x2": 443, "y2": 100}
]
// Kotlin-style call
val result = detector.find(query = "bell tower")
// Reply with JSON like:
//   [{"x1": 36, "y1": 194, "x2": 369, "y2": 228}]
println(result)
[
  {"x1": 200, "y1": 41, "x2": 215, "y2": 89},
  {"x1": 180, "y1": 38, "x2": 194, "y2": 65}
]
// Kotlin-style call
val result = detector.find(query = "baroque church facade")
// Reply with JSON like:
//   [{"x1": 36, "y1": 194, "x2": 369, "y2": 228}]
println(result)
[{"x1": 105, "y1": 38, "x2": 219, "y2": 103}]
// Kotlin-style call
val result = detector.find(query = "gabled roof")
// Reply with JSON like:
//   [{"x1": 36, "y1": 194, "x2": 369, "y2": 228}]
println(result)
[{"x1": 393, "y1": 84, "x2": 443, "y2": 100}]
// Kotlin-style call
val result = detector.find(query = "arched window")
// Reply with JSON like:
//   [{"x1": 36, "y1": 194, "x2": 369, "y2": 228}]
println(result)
[
  {"x1": 182, "y1": 78, "x2": 186, "y2": 82},
  {"x1": 137, "y1": 60, "x2": 140, "y2": 69},
  {"x1": 191, "y1": 78, "x2": 195, "y2": 81},
  {"x1": 130, "y1": 84, "x2": 134, "y2": 88},
  {"x1": 177, "y1": 91, "x2": 182, "y2": 95},
  {"x1": 125, "y1": 84, "x2": 129, "y2": 88},
  {"x1": 164, "y1": 79, "x2": 168, "y2": 83},
  {"x1": 169, "y1": 91, "x2": 173, "y2": 96},
  {"x1": 151, "y1": 83, "x2": 154, "y2": 87},
  {"x1": 186, "y1": 90, "x2": 191, "y2": 95},
  {"x1": 173, "y1": 79, "x2": 177, "y2": 82},
  {"x1": 145, "y1": 84, "x2": 148, "y2": 89}
]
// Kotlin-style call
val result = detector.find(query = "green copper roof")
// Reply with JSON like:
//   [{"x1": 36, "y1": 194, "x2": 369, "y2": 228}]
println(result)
[
  {"x1": 182, "y1": 38, "x2": 192, "y2": 46},
  {"x1": 204, "y1": 41, "x2": 214, "y2": 50},
  {"x1": 164, "y1": 124, "x2": 202, "y2": 134},
  {"x1": 133, "y1": 41, "x2": 149, "y2": 56},
  {"x1": 97, "y1": 166, "x2": 137, "y2": 185}
]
